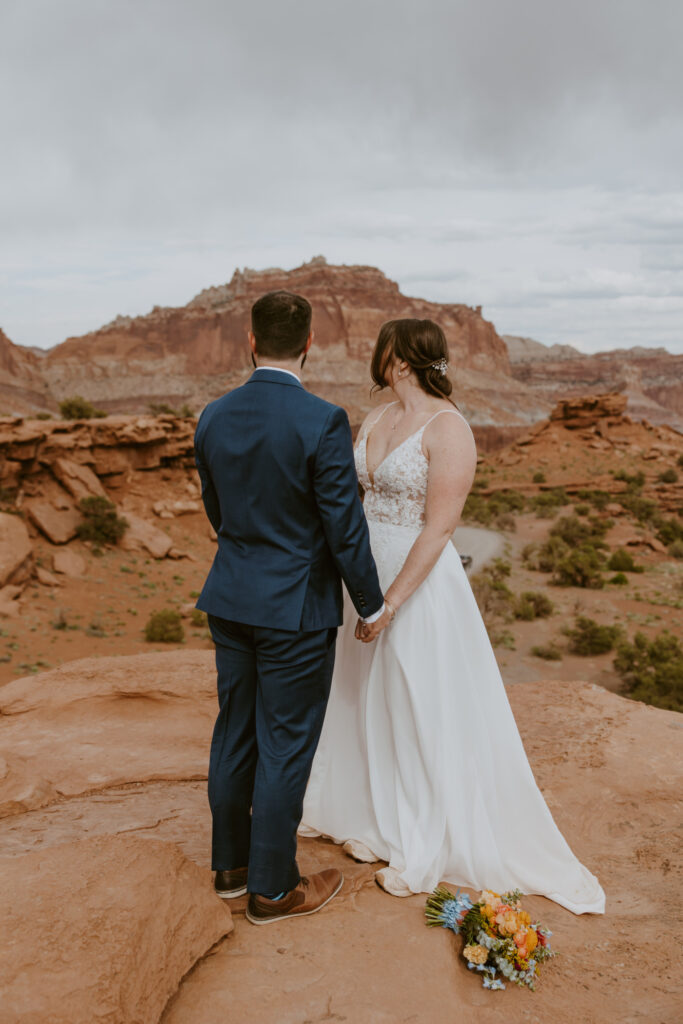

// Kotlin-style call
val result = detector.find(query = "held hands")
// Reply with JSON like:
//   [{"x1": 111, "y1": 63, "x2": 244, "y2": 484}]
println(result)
[{"x1": 354, "y1": 600, "x2": 396, "y2": 643}]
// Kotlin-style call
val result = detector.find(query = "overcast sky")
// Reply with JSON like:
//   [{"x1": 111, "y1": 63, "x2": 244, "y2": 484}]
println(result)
[{"x1": 1, "y1": 0, "x2": 681, "y2": 354}]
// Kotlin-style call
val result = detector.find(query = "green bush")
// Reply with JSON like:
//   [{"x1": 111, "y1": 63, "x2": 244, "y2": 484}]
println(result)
[
  {"x1": 654, "y1": 516, "x2": 683, "y2": 547},
  {"x1": 574, "y1": 504, "x2": 590, "y2": 516},
  {"x1": 614, "y1": 631, "x2": 683, "y2": 713},
  {"x1": 552, "y1": 546, "x2": 606, "y2": 588},
  {"x1": 524, "y1": 535, "x2": 569, "y2": 573},
  {"x1": 529, "y1": 489, "x2": 569, "y2": 517},
  {"x1": 564, "y1": 616, "x2": 622, "y2": 655},
  {"x1": 618, "y1": 494, "x2": 656, "y2": 523},
  {"x1": 190, "y1": 608, "x2": 208, "y2": 627},
  {"x1": 658, "y1": 468, "x2": 678, "y2": 484},
  {"x1": 614, "y1": 469, "x2": 645, "y2": 490},
  {"x1": 532, "y1": 471, "x2": 546, "y2": 483},
  {"x1": 462, "y1": 489, "x2": 527, "y2": 526},
  {"x1": 607, "y1": 548, "x2": 644, "y2": 573},
  {"x1": 609, "y1": 572, "x2": 629, "y2": 585},
  {"x1": 470, "y1": 559, "x2": 514, "y2": 623},
  {"x1": 668, "y1": 540, "x2": 683, "y2": 560},
  {"x1": 144, "y1": 609, "x2": 185, "y2": 643},
  {"x1": 59, "y1": 396, "x2": 107, "y2": 420},
  {"x1": 35, "y1": 411, "x2": 53, "y2": 420},
  {"x1": 530, "y1": 643, "x2": 562, "y2": 661},
  {"x1": 550, "y1": 513, "x2": 609, "y2": 548},
  {"x1": 514, "y1": 591, "x2": 554, "y2": 621},
  {"x1": 76, "y1": 497, "x2": 128, "y2": 546},
  {"x1": 576, "y1": 489, "x2": 612, "y2": 510}
]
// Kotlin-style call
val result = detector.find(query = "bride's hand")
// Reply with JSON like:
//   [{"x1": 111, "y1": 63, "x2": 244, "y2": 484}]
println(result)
[{"x1": 356, "y1": 606, "x2": 394, "y2": 643}]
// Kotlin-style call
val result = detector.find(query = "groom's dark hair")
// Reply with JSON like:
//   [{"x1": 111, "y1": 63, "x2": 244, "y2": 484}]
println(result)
[{"x1": 251, "y1": 290, "x2": 312, "y2": 358}]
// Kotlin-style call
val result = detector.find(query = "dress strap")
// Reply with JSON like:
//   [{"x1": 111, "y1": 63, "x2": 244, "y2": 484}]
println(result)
[
  {"x1": 359, "y1": 401, "x2": 399, "y2": 443},
  {"x1": 420, "y1": 407, "x2": 470, "y2": 433}
]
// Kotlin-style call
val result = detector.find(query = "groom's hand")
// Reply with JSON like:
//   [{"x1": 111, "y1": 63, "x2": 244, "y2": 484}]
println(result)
[{"x1": 356, "y1": 607, "x2": 393, "y2": 643}]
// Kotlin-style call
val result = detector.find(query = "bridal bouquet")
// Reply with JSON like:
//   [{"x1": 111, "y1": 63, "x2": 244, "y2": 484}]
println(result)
[{"x1": 425, "y1": 887, "x2": 555, "y2": 990}]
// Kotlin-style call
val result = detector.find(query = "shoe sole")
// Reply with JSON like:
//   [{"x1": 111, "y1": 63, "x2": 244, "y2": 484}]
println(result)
[
  {"x1": 245, "y1": 874, "x2": 344, "y2": 925},
  {"x1": 215, "y1": 885, "x2": 248, "y2": 899}
]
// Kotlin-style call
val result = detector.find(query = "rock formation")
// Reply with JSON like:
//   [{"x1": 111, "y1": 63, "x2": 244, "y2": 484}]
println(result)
[
  {"x1": 0, "y1": 650, "x2": 679, "y2": 1022},
  {"x1": 1, "y1": 261, "x2": 551, "y2": 445},
  {"x1": 505, "y1": 334, "x2": 683, "y2": 432},
  {"x1": 1, "y1": 836, "x2": 232, "y2": 1024}
]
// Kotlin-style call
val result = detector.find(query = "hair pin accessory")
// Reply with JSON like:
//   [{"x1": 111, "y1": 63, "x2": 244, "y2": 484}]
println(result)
[{"x1": 431, "y1": 358, "x2": 448, "y2": 376}]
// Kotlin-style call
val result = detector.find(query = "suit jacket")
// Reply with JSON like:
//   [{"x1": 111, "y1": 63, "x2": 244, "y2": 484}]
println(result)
[{"x1": 194, "y1": 368, "x2": 384, "y2": 631}]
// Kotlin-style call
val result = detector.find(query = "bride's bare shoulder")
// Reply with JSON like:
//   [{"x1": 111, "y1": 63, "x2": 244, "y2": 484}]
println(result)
[{"x1": 424, "y1": 407, "x2": 477, "y2": 464}]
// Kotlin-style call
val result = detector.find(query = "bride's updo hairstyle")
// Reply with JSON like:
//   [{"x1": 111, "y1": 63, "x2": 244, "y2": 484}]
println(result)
[{"x1": 371, "y1": 319, "x2": 453, "y2": 400}]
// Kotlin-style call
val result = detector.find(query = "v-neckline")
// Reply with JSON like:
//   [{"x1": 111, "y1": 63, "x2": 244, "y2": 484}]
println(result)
[{"x1": 364, "y1": 424, "x2": 425, "y2": 488}]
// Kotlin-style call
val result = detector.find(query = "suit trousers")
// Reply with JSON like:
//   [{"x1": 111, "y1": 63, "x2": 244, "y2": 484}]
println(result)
[{"x1": 207, "y1": 614, "x2": 337, "y2": 895}]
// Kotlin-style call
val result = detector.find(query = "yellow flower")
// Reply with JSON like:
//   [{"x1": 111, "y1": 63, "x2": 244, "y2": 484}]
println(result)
[
  {"x1": 526, "y1": 929, "x2": 538, "y2": 953},
  {"x1": 463, "y1": 944, "x2": 489, "y2": 965}
]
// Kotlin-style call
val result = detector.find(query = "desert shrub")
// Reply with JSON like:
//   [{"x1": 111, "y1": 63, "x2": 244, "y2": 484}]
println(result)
[
  {"x1": 462, "y1": 489, "x2": 526, "y2": 526},
  {"x1": 145, "y1": 609, "x2": 185, "y2": 643},
  {"x1": 614, "y1": 631, "x2": 683, "y2": 713},
  {"x1": 532, "y1": 471, "x2": 546, "y2": 483},
  {"x1": 470, "y1": 559, "x2": 514, "y2": 623},
  {"x1": 35, "y1": 411, "x2": 53, "y2": 420},
  {"x1": 668, "y1": 540, "x2": 683, "y2": 560},
  {"x1": 574, "y1": 503, "x2": 590, "y2": 516},
  {"x1": 495, "y1": 512, "x2": 516, "y2": 532},
  {"x1": 148, "y1": 401, "x2": 195, "y2": 418},
  {"x1": 514, "y1": 591, "x2": 554, "y2": 621},
  {"x1": 550, "y1": 513, "x2": 609, "y2": 548},
  {"x1": 462, "y1": 493, "x2": 493, "y2": 525},
  {"x1": 190, "y1": 608, "x2": 208, "y2": 627},
  {"x1": 76, "y1": 496, "x2": 128, "y2": 546},
  {"x1": 490, "y1": 629, "x2": 516, "y2": 649},
  {"x1": 658, "y1": 468, "x2": 678, "y2": 484},
  {"x1": 530, "y1": 643, "x2": 562, "y2": 661},
  {"x1": 528, "y1": 488, "x2": 569, "y2": 517},
  {"x1": 564, "y1": 616, "x2": 622, "y2": 655},
  {"x1": 678, "y1": 453, "x2": 683, "y2": 469},
  {"x1": 59, "y1": 396, "x2": 107, "y2": 420},
  {"x1": 609, "y1": 572, "x2": 629, "y2": 585},
  {"x1": 576, "y1": 489, "x2": 612, "y2": 510},
  {"x1": 471, "y1": 476, "x2": 489, "y2": 490},
  {"x1": 526, "y1": 535, "x2": 569, "y2": 573},
  {"x1": 618, "y1": 494, "x2": 656, "y2": 523},
  {"x1": 148, "y1": 402, "x2": 177, "y2": 415},
  {"x1": 607, "y1": 549, "x2": 644, "y2": 573},
  {"x1": 614, "y1": 469, "x2": 645, "y2": 490},
  {"x1": 654, "y1": 516, "x2": 683, "y2": 547},
  {"x1": 552, "y1": 546, "x2": 606, "y2": 588}
]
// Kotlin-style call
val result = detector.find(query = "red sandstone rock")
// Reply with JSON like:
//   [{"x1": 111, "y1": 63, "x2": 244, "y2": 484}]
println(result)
[
  {"x1": 52, "y1": 548, "x2": 86, "y2": 578},
  {"x1": 0, "y1": 512, "x2": 32, "y2": 586},
  {"x1": 0, "y1": 651, "x2": 215, "y2": 817},
  {"x1": 0, "y1": 835, "x2": 232, "y2": 1024},
  {"x1": 24, "y1": 498, "x2": 81, "y2": 544},
  {"x1": 120, "y1": 513, "x2": 173, "y2": 558},
  {"x1": 35, "y1": 565, "x2": 62, "y2": 586},
  {"x1": 51, "y1": 455, "x2": 108, "y2": 501}
]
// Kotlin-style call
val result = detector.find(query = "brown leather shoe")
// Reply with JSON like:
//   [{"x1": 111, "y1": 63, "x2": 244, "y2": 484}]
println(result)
[
  {"x1": 246, "y1": 869, "x2": 343, "y2": 925},
  {"x1": 214, "y1": 867, "x2": 248, "y2": 899}
]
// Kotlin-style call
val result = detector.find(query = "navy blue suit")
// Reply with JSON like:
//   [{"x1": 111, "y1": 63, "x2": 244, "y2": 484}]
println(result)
[{"x1": 194, "y1": 368, "x2": 383, "y2": 894}]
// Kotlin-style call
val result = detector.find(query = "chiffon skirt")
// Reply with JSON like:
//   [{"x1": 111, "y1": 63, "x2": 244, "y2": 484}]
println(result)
[{"x1": 302, "y1": 519, "x2": 605, "y2": 915}]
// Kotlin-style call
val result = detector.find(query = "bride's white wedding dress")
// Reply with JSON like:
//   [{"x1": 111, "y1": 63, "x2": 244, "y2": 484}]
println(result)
[{"x1": 302, "y1": 405, "x2": 605, "y2": 915}]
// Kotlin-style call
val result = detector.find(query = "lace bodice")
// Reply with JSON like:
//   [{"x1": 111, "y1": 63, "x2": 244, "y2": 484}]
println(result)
[{"x1": 355, "y1": 404, "x2": 467, "y2": 530}]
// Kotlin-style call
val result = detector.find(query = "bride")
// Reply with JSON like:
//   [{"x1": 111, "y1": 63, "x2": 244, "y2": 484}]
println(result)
[{"x1": 301, "y1": 317, "x2": 605, "y2": 915}]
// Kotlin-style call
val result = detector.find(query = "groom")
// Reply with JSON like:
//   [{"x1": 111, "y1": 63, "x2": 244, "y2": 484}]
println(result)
[{"x1": 194, "y1": 290, "x2": 387, "y2": 924}]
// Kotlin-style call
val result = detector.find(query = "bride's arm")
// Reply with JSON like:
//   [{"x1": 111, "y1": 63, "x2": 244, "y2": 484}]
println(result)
[{"x1": 384, "y1": 413, "x2": 477, "y2": 613}]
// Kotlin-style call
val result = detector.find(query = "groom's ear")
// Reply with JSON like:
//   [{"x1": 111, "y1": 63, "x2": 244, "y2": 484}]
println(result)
[{"x1": 248, "y1": 331, "x2": 258, "y2": 355}]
